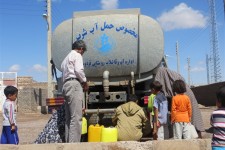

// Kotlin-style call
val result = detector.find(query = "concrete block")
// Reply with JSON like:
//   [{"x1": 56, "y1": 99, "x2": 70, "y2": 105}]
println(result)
[
  {"x1": 152, "y1": 139, "x2": 211, "y2": 150},
  {"x1": 0, "y1": 139, "x2": 212, "y2": 150}
]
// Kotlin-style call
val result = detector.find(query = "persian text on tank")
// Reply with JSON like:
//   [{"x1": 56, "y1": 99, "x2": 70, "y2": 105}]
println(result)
[{"x1": 84, "y1": 59, "x2": 135, "y2": 67}]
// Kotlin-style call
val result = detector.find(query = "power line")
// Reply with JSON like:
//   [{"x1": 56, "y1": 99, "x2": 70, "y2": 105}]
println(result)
[
  {"x1": 51, "y1": 3, "x2": 67, "y2": 28},
  {"x1": 0, "y1": 1, "x2": 44, "y2": 16},
  {"x1": 51, "y1": 7, "x2": 63, "y2": 27},
  {"x1": 0, "y1": 7, "x2": 42, "y2": 11},
  {"x1": 0, "y1": 2, "x2": 39, "y2": 7},
  {"x1": 179, "y1": 0, "x2": 224, "y2": 52},
  {"x1": 180, "y1": 7, "x2": 224, "y2": 52},
  {"x1": 187, "y1": 57, "x2": 191, "y2": 86},
  {"x1": 0, "y1": 12, "x2": 41, "y2": 16},
  {"x1": 206, "y1": 54, "x2": 210, "y2": 84}
]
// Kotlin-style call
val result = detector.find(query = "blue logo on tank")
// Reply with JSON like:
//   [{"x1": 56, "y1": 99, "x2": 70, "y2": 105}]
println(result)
[{"x1": 94, "y1": 33, "x2": 115, "y2": 53}]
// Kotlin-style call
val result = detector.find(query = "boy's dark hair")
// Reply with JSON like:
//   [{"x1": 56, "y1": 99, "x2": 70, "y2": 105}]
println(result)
[
  {"x1": 4, "y1": 86, "x2": 18, "y2": 97},
  {"x1": 150, "y1": 80, "x2": 162, "y2": 92},
  {"x1": 216, "y1": 86, "x2": 225, "y2": 107},
  {"x1": 72, "y1": 40, "x2": 87, "y2": 52},
  {"x1": 127, "y1": 94, "x2": 138, "y2": 102},
  {"x1": 172, "y1": 80, "x2": 186, "y2": 94}
]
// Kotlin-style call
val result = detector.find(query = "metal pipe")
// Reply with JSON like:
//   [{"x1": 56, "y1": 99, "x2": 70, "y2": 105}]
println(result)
[
  {"x1": 138, "y1": 11, "x2": 141, "y2": 79},
  {"x1": 90, "y1": 75, "x2": 153, "y2": 86},
  {"x1": 136, "y1": 75, "x2": 153, "y2": 83},
  {"x1": 130, "y1": 71, "x2": 135, "y2": 94},
  {"x1": 103, "y1": 70, "x2": 110, "y2": 98},
  {"x1": 89, "y1": 81, "x2": 129, "y2": 86},
  {"x1": 84, "y1": 109, "x2": 115, "y2": 114}
]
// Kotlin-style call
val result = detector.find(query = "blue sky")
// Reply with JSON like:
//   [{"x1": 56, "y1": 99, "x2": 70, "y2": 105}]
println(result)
[{"x1": 0, "y1": 0, "x2": 224, "y2": 85}]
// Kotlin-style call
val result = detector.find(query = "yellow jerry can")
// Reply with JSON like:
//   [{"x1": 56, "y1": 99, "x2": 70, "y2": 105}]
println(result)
[
  {"x1": 88, "y1": 124, "x2": 104, "y2": 142},
  {"x1": 101, "y1": 127, "x2": 118, "y2": 142},
  {"x1": 81, "y1": 117, "x2": 87, "y2": 134}
]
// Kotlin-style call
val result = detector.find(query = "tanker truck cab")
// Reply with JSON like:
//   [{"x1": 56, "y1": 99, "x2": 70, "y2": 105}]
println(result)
[{"x1": 52, "y1": 8, "x2": 164, "y2": 112}]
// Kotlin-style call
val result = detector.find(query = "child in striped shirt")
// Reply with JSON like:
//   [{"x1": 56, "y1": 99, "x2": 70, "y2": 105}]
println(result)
[
  {"x1": 0, "y1": 86, "x2": 19, "y2": 144},
  {"x1": 211, "y1": 86, "x2": 225, "y2": 150}
]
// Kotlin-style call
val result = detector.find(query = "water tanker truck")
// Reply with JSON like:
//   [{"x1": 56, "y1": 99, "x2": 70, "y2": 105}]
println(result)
[{"x1": 52, "y1": 8, "x2": 165, "y2": 110}]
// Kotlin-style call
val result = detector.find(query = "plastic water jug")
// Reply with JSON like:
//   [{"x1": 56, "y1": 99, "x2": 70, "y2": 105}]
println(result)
[
  {"x1": 101, "y1": 127, "x2": 118, "y2": 142},
  {"x1": 88, "y1": 124, "x2": 104, "y2": 142},
  {"x1": 82, "y1": 117, "x2": 87, "y2": 134}
]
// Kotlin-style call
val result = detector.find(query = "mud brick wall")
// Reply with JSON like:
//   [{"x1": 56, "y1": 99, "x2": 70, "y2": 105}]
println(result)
[
  {"x1": 17, "y1": 76, "x2": 53, "y2": 113},
  {"x1": 191, "y1": 81, "x2": 225, "y2": 106},
  {"x1": 18, "y1": 88, "x2": 47, "y2": 113}
]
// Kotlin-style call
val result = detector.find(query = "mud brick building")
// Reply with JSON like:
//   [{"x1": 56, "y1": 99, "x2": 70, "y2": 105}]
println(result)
[{"x1": 17, "y1": 76, "x2": 55, "y2": 113}]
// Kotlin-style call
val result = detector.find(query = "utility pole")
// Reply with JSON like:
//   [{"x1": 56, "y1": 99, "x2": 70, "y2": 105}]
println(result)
[
  {"x1": 164, "y1": 55, "x2": 168, "y2": 67},
  {"x1": 206, "y1": 54, "x2": 210, "y2": 84},
  {"x1": 43, "y1": 0, "x2": 53, "y2": 98},
  {"x1": 187, "y1": 57, "x2": 190, "y2": 87},
  {"x1": 224, "y1": 0, "x2": 225, "y2": 21},
  {"x1": 176, "y1": 41, "x2": 180, "y2": 74}
]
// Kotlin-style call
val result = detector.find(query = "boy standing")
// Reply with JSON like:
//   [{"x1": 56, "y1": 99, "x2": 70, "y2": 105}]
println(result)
[
  {"x1": 152, "y1": 81, "x2": 168, "y2": 140},
  {"x1": 1, "y1": 86, "x2": 19, "y2": 144},
  {"x1": 211, "y1": 86, "x2": 225, "y2": 150},
  {"x1": 148, "y1": 83, "x2": 156, "y2": 129}
]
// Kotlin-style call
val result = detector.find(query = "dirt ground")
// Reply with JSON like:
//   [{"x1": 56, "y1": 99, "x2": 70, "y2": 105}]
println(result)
[
  {"x1": 0, "y1": 113, "x2": 51, "y2": 144},
  {"x1": 0, "y1": 106, "x2": 214, "y2": 144}
]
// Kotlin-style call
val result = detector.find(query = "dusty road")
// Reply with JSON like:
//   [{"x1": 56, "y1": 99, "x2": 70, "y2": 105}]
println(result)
[
  {"x1": 0, "y1": 106, "x2": 214, "y2": 144},
  {"x1": 0, "y1": 113, "x2": 51, "y2": 144}
]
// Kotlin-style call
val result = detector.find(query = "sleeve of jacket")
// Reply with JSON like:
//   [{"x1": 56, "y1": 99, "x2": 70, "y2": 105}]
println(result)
[
  {"x1": 5, "y1": 102, "x2": 15, "y2": 125},
  {"x1": 112, "y1": 107, "x2": 120, "y2": 126}
]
